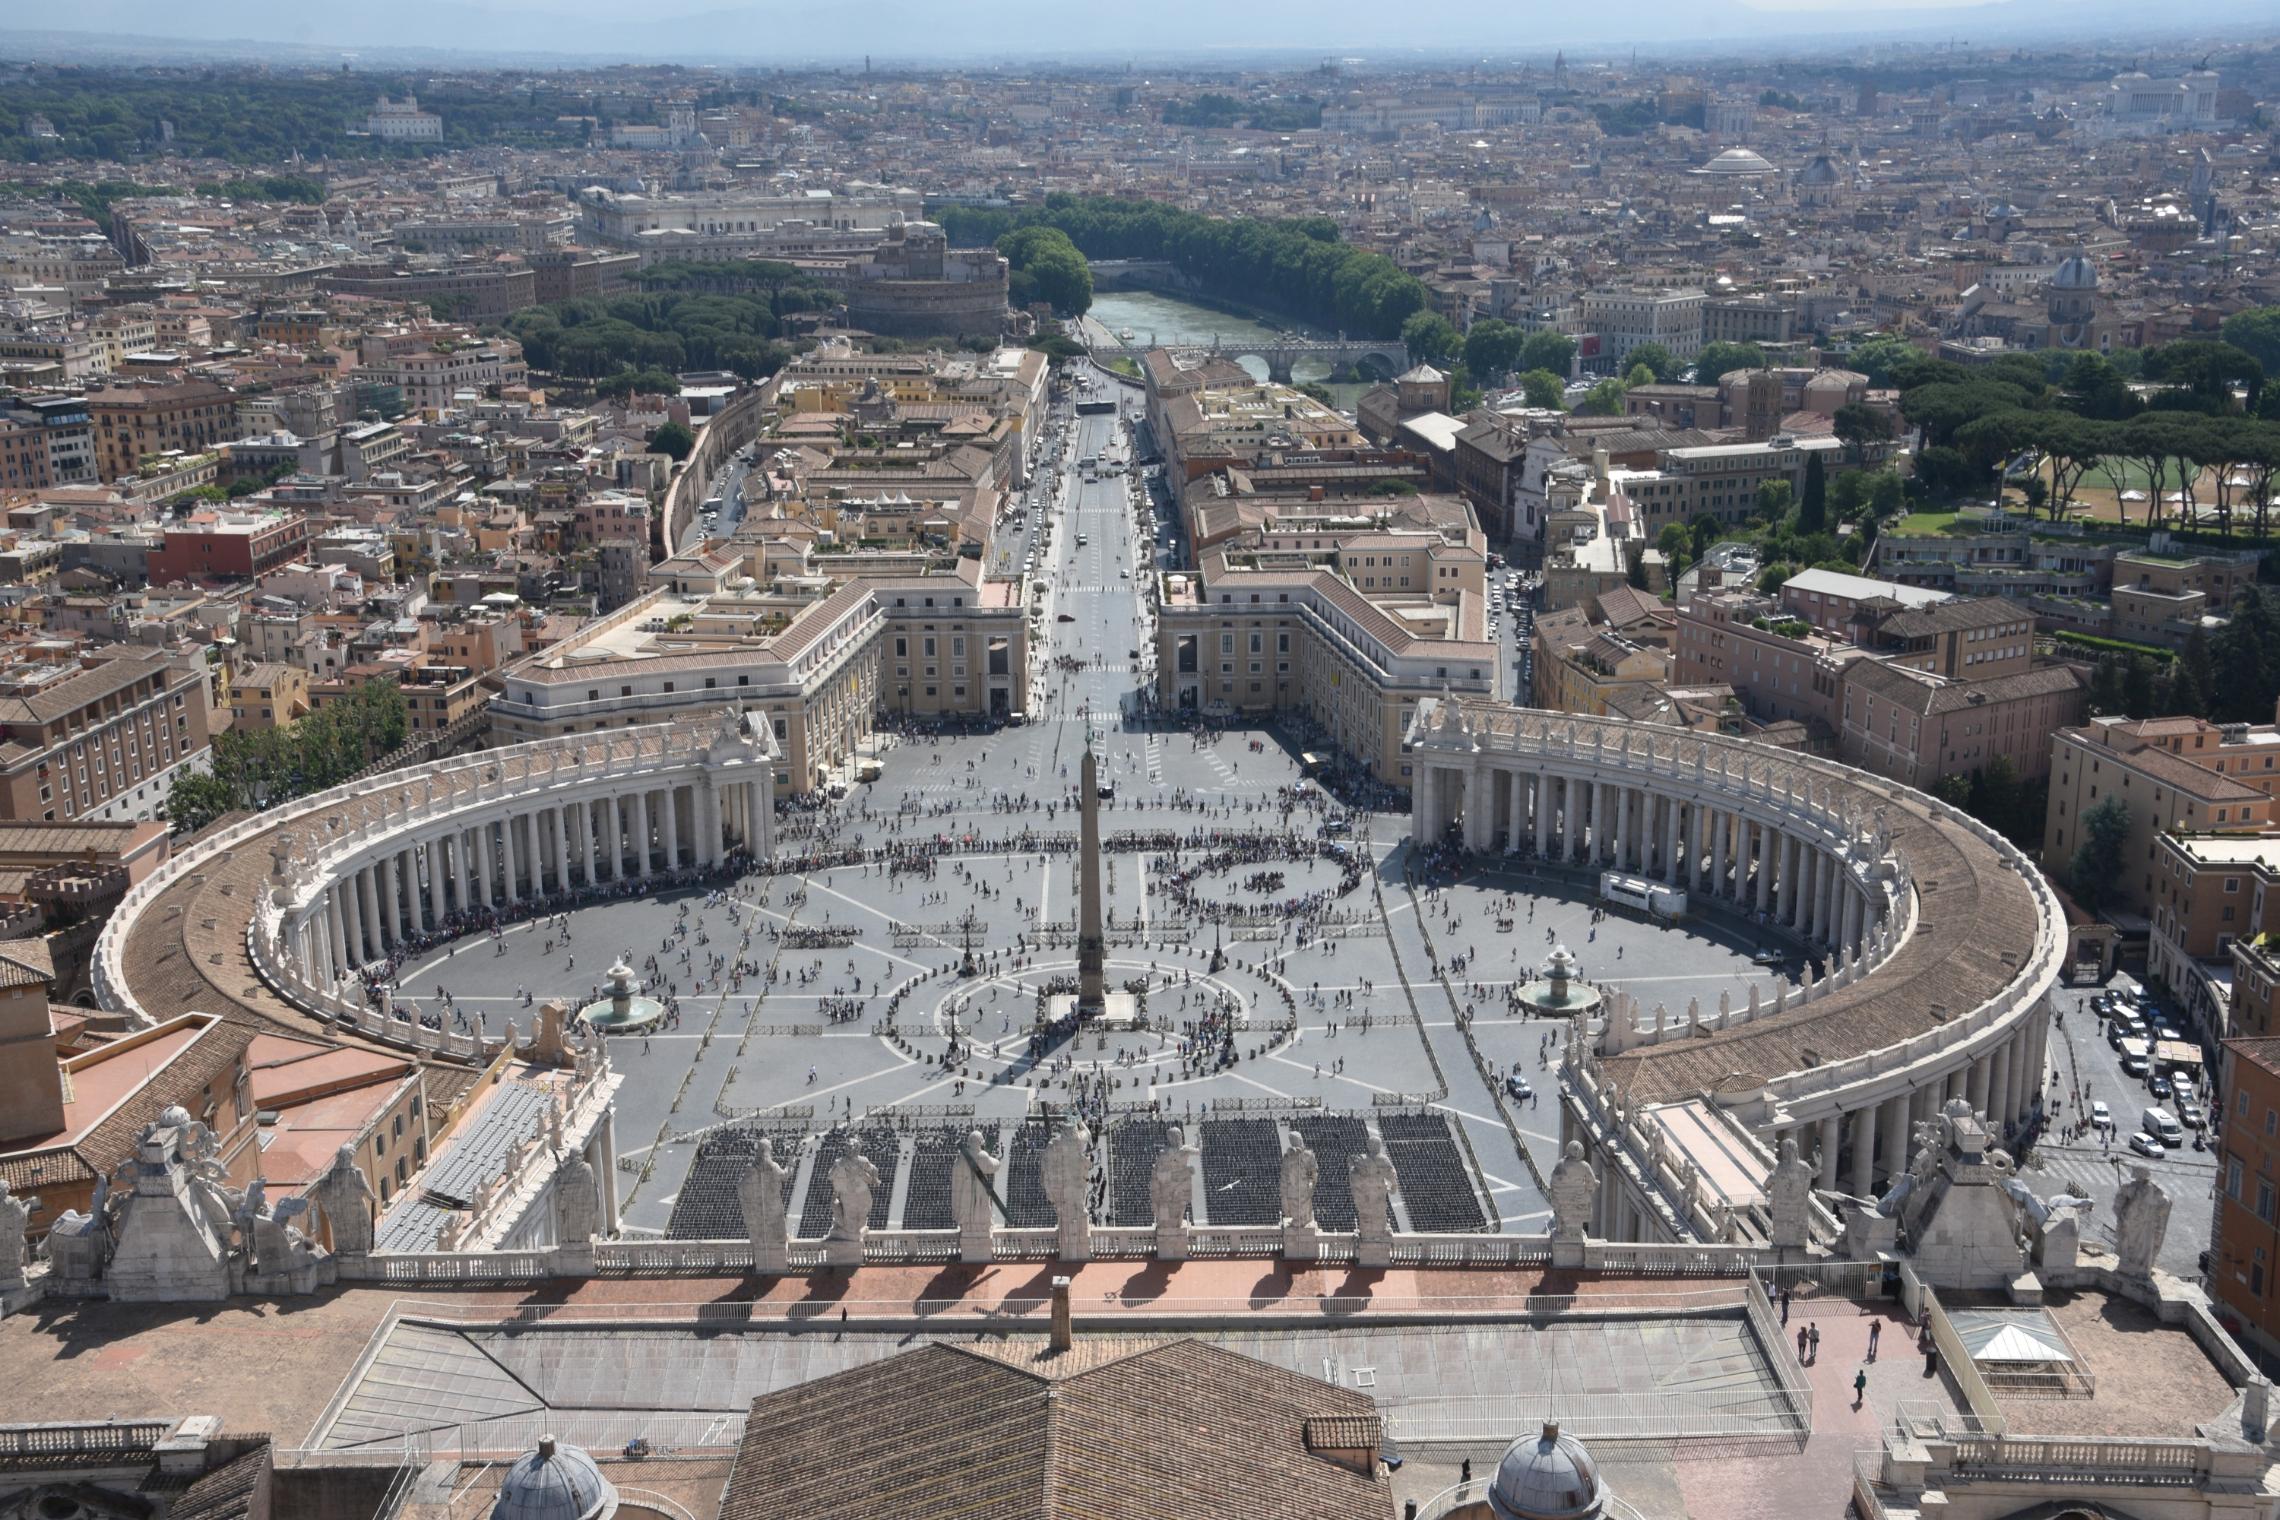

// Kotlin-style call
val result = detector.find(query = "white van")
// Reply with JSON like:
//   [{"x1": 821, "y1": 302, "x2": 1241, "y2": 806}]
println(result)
[{"x1": 2142, "y1": 1107, "x2": 2184, "y2": 1147}]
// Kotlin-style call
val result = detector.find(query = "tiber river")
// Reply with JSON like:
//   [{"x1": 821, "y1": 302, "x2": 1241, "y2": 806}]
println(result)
[{"x1": 1084, "y1": 290, "x2": 1373, "y2": 411}]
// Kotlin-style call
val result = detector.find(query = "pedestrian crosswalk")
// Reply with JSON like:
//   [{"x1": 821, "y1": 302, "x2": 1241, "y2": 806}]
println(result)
[{"x1": 2024, "y1": 1143, "x2": 2215, "y2": 1201}]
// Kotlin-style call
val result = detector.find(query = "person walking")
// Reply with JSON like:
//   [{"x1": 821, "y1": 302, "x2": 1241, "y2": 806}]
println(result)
[
  {"x1": 1807, "y1": 1324, "x2": 1820, "y2": 1364},
  {"x1": 1853, "y1": 1367, "x2": 1869, "y2": 1410},
  {"x1": 1868, "y1": 1319, "x2": 1882, "y2": 1360}
]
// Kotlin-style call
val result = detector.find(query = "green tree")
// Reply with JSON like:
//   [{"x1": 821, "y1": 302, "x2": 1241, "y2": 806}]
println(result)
[
  {"x1": 2087, "y1": 654, "x2": 2125, "y2": 714},
  {"x1": 1657, "y1": 522, "x2": 1693, "y2": 580},
  {"x1": 997, "y1": 225, "x2": 1093, "y2": 317},
  {"x1": 1844, "y1": 335, "x2": 1924, "y2": 386},
  {"x1": 1573, "y1": 377, "x2": 1628, "y2": 416},
  {"x1": 1693, "y1": 341, "x2": 1765, "y2": 384},
  {"x1": 648, "y1": 421, "x2": 695, "y2": 461},
  {"x1": 1402, "y1": 311, "x2": 1459, "y2": 366},
  {"x1": 1753, "y1": 479, "x2": 1794, "y2": 525},
  {"x1": 1625, "y1": 362, "x2": 1657, "y2": 389},
  {"x1": 1626, "y1": 342, "x2": 1678, "y2": 383},
  {"x1": 1832, "y1": 402, "x2": 1891, "y2": 465},
  {"x1": 1461, "y1": 318, "x2": 1523, "y2": 379},
  {"x1": 1517, "y1": 369, "x2": 1566, "y2": 409},
  {"x1": 2223, "y1": 307, "x2": 2280, "y2": 378},
  {"x1": 1799, "y1": 452, "x2": 1828, "y2": 534},
  {"x1": 2121, "y1": 653, "x2": 2158, "y2": 719},
  {"x1": 1519, "y1": 329, "x2": 1578, "y2": 377},
  {"x1": 2069, "y1": 795, "x2": 2131, "y2": 911}
]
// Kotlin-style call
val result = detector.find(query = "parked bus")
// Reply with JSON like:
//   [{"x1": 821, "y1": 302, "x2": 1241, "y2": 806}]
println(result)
[{"x1": 1599, "y1": 871, "x2": 1687, "y2": 921}]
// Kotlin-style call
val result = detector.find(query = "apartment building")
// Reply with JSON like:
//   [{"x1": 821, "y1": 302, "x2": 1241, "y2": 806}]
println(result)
[
  {"x1": 147, "y1": 509, "x2": 314, "y2": 587},
  {"x1": 2043, "y1": 716, "x2": 2279, "y2": 916},
  {"x1": 2148, "y1": 833, "x2": 2280, "y2": 1034},
  {"x1": 1533, "y1": 604, "x2": 1671, "y2": 717},
  {"x1": 2212, "y1": 1036, "x2": 2280, "y2": 1360},
  {"x1": 1838, "y1": 660, "x2": 2086, "y2": 790},
  {"x1": 1576, "y1": 288, "x2": 1706, "y2": 369},
  {"x1": 0, "y1": 645, "x2": 214, "y2": 824},
  {"x1": 227, "y1": 661, "x2": 312, "y2": 731},
  {"x1": 87, "y1": 380, "x2": 236, "y2": 482}
]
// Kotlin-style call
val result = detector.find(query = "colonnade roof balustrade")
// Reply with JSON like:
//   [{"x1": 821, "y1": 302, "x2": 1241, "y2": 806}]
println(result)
[
  {"x1": 93, "y1": 719, "x2": 770, "y2": 1042},
  {"x1": 1408, "y1": 700, "x2": 2063, "y2": 1115}
]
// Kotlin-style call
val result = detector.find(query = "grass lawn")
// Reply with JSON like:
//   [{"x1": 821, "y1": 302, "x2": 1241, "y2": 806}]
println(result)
[
  {"x1": 1888, "y1": 510, "x2": 1967, "y2": 537},
  {"x1": 1106, "y1": 355, "x2": 1140, "y2": 379}
]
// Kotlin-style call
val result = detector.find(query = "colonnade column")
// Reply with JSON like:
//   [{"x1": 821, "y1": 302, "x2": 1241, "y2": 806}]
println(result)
[
  {"x1": 1988, "y1": 1040, "x2": 2014, "y2": 1134},
  {"x1": 1967, "y1": 1053, "x2": 1992, "y2": 1119},
  {"x1": 1755, "y1": 824, "x2": 1774, "y2": 914},
  {"x1": 1711, "y1": 810, "x2": 1729, "y2": 899},
  {"x1": 1848, "y1": 1105, "x2": 1875, "y2": 1197},
  {"x1": 326, "y1": 887, "x2": 350, "y2": 977},
  {"x1": 404, "y1": 848, "x2": 427, "y2": 936},
  {"x1": 1612, "y1": 786, "x2": 1630, "y2": 870},
  {"x1": 553, "y1": 806, "x2": 572, "y2": 894},
  {"x1": 700, "y1": 781, "x2": 723, "y2": 867},
  {"x1": 1663, "y1": 799, "x2": 1681, "y2": 885},
  {"x1": 427, "y1": 839, "x2": 449, "y2": 925},
  {"x1": 475, "y1": 823, "x2": 496, "y2": 908},
  {"x1": 2033, "y1": 1016, "x2": 2052, "y2": 1125},
  {"x1": 606, "y1": 794, "x2": 624, "y2": 880},
  {"x1": 377, "y1": 854, "x2": 400, "y2": 946},
  {"x1": 667, "y1": 785, "x2": 684, "y2": 871},
  {"x1": 358, "y1": 865, "x2": 385, "y2": 960},
  {"x1": 1878, "y1": 1094, "x2": 1910, "y2": 1192},
  {"x1": 1818, "y1": 1113, "x2": 1842, "y2": 1192},
  {"x1": 1536, "y1": 778, "x2": 1553, "y2": 858}
]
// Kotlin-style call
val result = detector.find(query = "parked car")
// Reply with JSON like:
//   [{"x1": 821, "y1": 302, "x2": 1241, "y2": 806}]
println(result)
[
  {"x1": 2090, "y1": 1100, "x2": 2111, "y2": 1127},
  {"x1": 2179, "y1": 1100, "x2": 2207, "y2": 1129},
  {"x1": 2148, "y1": 1072, "x2": 2173, "y2": 1100},
  {"x1": 2129, "y1": 1131, "x2": 2167, "y2": 1159},
  {"x1": 1506, "y1": 1074, "x2": 1534, "y2": 1102}
]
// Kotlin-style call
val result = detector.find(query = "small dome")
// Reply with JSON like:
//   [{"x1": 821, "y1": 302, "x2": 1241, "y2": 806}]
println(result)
[
  {"x1": 1696, "y1": 147, "x2": 1776, "y2": 176},
  {"x1": 2052, "y1": 249, "x2": 2098, "y2": 291},
  {"x1": 158, "y1": 1104, "x2": 193, "y2": 1129},
  {"x1": 492, "y1": 1436, "x2": 616, "y2": 1520},
  {"x1": 1798, "y1": 154, "x2": 1840, "y2": 185},
  {"x1": 1489, "y1": 1422, "x2": 1604, "y2": 1520}
]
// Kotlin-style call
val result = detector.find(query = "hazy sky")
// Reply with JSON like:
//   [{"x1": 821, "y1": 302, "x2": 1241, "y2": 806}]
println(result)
[{"x1": 34, "y1": 0, "x2": 2273, "y2": 59}]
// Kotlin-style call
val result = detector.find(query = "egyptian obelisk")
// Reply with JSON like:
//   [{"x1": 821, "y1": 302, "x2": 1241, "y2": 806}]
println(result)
[{"x1": 1077, "y1": 747, "x2": 1107, "y2": 1012}]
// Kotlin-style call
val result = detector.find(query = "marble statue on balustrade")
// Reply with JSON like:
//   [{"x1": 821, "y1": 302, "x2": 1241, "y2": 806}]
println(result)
[
  {"x1": 0, "y1": 1180, "x2": 27, "y2": 1291},
  {"x1": 739, "y1": 1136, "x2": 792, "y2": 1273},
  {"x1": 953, "y1": 1128, "x2": 1001, "y2": 1263},
  {"x1": 1042, "y1": 1121, "x2": 1091, "y2": 1263},
  {"x1": 1150, "y1": 1125, "x2": 1200, "y2": 1261},
  {"x1": 2112, "y1": 1164, "x2": 2172, "y2": 1279},
  {"x1": 248, "y1": 1195, "x2": 320, "y2": 1283},
  {"x1": 826, "y1": 1141, "x2": 881, "y2": 1267},
  {"x1": 1549, "y1": 1141, "x2": 1597, "y2": 1244},
  {"x1": 1280, "y1": 1136, "x2": 1321, "y2": 1260},
  {"x1": 553, "y1": 1149, "x2": 603, "y2": 1258},
  {"x1": 1768, "y1": 1136, "x2": 1818, "y2": 1252},
  {"x1": 311, "y1": 1145, "x2": 377, "y2": 1256},
  {"x1": 1349, "y1": 1132, "x2": 1399, "y2": 1269}
]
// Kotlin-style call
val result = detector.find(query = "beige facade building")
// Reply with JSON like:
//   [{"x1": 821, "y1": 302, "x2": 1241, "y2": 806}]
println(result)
[
  {"x1": 489, "y1": 560, "x2": 1026, "y2": 793},
  {"x1": 2043, "y1": 716, "x2": 2278, "y2": 916}
]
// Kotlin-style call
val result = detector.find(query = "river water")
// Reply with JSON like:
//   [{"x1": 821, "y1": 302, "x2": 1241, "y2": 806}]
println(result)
[{"x1": 1085, "y1": 290, "x2": 1370, "y2": 411}]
